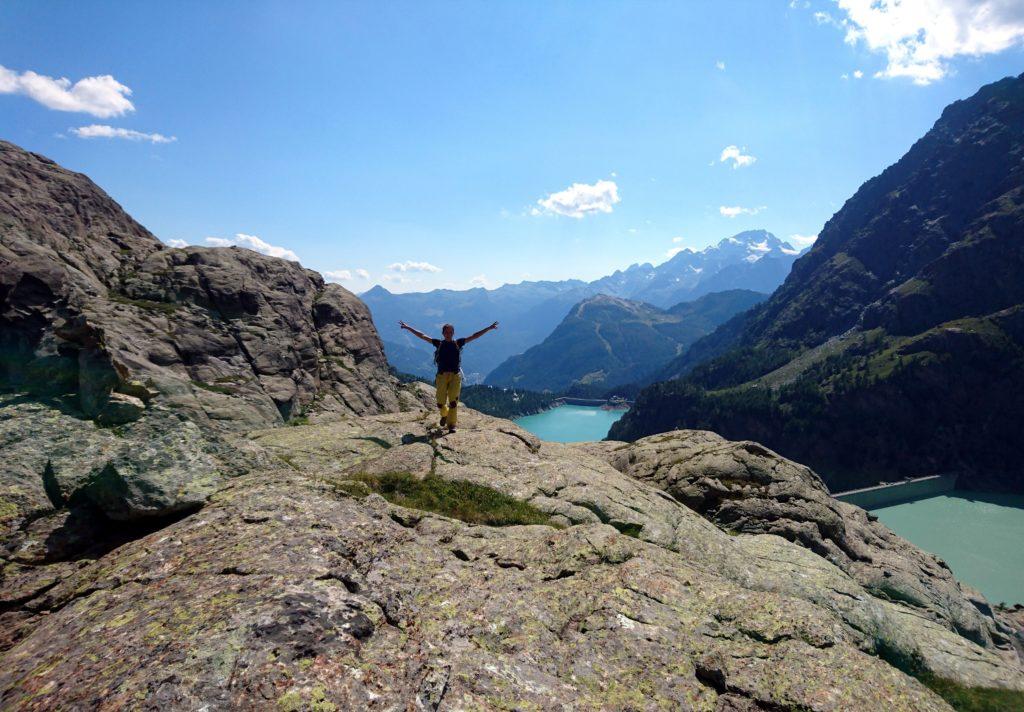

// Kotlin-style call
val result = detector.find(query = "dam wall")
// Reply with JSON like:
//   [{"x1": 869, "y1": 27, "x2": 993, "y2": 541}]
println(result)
[{"x1": 833, "y1": 474, "x2": 958, "y2": 509}]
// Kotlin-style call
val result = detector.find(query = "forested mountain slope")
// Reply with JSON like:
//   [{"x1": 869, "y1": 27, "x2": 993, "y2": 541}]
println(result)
[
  {"x1": 612, "y1": 72, "x2": 1024, "y2": 493},
  {"x1": 486, "y1": 290, "x2": 765, "y2": 392}
]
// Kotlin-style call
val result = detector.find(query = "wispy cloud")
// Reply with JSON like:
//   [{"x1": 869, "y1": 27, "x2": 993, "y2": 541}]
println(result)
[
  {"x1": 165, "y1": 238, "x2": 189, "y2": 248},
  {"x1": 324, "y1": 268, "x2": 371, "y2": 284},
  {"x1": 719, "y1": 145, "x2": 756, "y2": 169},
  {"x1": 389, "y1": 261, "x2": 442, "y2": 273},
  {"x1": 715, "y1": 60, "x2": 726, "y2": 70},
  {"x1": 533, "y1": 179, "x2": 620, "y2": 218},
  {"x1": 70, "y1": 124, "x2": 176, "y2": 144},
  {"x1": 469, "y1": 274, "x2": 489, "y2": 287},
  {"x1": 829, "y1": 0, "x2": 1024, "y2": 85},
  {"x1": 0, "y1": 65, "x2": 134, "y2": 117},
  {"x1": 719, "y1": 205, "x2": 766, "y2": 218},
  {"x1": 205, "y1": 233, "x2": 299, "y2": 262}
]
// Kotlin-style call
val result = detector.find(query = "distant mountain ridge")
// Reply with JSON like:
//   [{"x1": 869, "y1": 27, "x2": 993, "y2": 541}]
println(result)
[
  {"x1": 486, "y1": 290, "x2": 767, "y2": 392},
  {"x1": 611, "y1": 72, "x2": 1024, "y2": 493},
  {"x1": 365, "y1": 230, "x2": 802, "y2": 379}
]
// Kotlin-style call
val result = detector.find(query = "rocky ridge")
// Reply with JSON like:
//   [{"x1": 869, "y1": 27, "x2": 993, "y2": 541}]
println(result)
[
  {"x1": 6, "y1": 406, "x2": 1024, "y2": 709},
  {"x1": 0, "y1": 140, "x2": 420, "y2": 524}
]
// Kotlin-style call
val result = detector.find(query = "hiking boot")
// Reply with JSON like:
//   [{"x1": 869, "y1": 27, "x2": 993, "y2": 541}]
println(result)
[{"x1": 439, "y1": 416, "x2": 447, "y2": 427}]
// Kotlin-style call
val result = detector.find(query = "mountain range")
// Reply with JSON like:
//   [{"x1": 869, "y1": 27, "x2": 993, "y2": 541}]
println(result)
[
  {"x1": 611, "y1": 72, "x2": 1024, "y2": 494},
  {"x1": 364, "y1": 230, "x2": 802, "y2": 380},
  {"x1": 485, "y1": 290, "x2": 766, "y2": 392}
]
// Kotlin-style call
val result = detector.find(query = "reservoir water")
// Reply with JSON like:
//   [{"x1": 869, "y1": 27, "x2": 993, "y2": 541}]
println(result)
[
  {"x1": 514, "y1": 404, "x2": 626, "y2": 443},
  {"x1": 871, "y1": 491, "x2": 1024, "y2": 605}
]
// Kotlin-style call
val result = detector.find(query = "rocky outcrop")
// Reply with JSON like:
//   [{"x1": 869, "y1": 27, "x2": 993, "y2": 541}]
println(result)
[
  {"x1": 0, "y1": 139, "x2": 404, "y2": 429},
  {"x1": 0, "y1": 140, "x2": 418, "y2": 523},
  {"x1": 3, "y1": 407, "x2": 1000, "y2": 710},
  {"x1": 587, "y1": 431, "x2": 1024, "y2": 659}
]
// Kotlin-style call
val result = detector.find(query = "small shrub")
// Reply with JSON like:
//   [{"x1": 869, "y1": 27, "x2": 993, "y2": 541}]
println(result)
[
  {"x1": 919, "y1": 674, "x2": 1024, "y2": 712},
  {"x1": 339, "y1": 471, "x2": 561, "y2": 528},
  {"x1": 191, "y1": 380, "x2": 238, "y2": 396}
]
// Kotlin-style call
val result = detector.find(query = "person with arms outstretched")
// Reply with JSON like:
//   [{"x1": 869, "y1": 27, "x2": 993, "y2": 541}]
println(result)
[{"x1": 399, "y1": 320, "x2": 498, "y2": 433}]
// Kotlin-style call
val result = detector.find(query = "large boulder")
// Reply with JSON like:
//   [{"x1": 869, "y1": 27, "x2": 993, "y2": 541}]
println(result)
[
  {"x1": 0, "y1": 140, "x2": 418, "y2": 525},
  {"x1": 587, "y1": 429, "x2": 1023, "y2": 667},
  {"x1": 0, "y1": 140, "x2": 406, "y2": 435}
]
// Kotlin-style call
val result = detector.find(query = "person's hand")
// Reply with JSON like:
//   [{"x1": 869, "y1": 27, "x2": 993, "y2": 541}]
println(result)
[
  {"x1": 399, "y1": 321, "x2": 408, "y2": 330},
  {"x1": 490, "y1": 321, "x2": 499, "y2": 330}
]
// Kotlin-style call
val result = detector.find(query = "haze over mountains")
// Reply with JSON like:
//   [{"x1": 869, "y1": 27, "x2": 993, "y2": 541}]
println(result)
[
  {"x1": 365, "y1": 230, "x2": 803, "y2": 380},
  {"x1": 486, "y1": 290, "x2": 767, "y2": 392},
  {"x1": 612, "y1": 72, "x2": 1024, "y2": 494}
]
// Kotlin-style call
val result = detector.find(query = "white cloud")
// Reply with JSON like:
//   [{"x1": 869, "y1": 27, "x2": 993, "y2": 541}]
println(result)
[
  {"x1": 166, "y1": 238, "x2": 189, "y2": 248},
  {"x1": 719, "y1": 205, "x2": 766, "y2": 218},
  {"x1": 833, "y1": 0, "x2": 1024, "y2": 85},
  {"x1": 666, "y1": 247, "x2": 689, "y2": 258},
  {"x1": 205, "y1": 233, "x2": 299, "y2": 262},
  {"x1": 719, "y1": 145, "x2": 757, "y2": 169},
  {"x1": 382, "y1": 273, "x2": 410, "y2": 284},
  {"x1": 789, "y1": 233, "x2": 819, "y2": 248},
  {"x1": 841, "y1": 73, "x2": 851, "y2": 80},
  {"x1": 535, "y1": 179, "x2": 620, "y2": 218},
  {"x1": 715, "y1": 60, "x2": 726, "y2": 70},
  {"x1": 0, "y1": 65, "x2": 134, "y2": 117},
  {"x1": 853, "y1": 69, "x2": 864, "y2": 78},
  {"x1": 672, "y1": 236, "x2": 686, "y2": 243},
  {"x1": 324, "y1": 268, "x2": 371, "y2": 284},
  {"x1": 388, "y1": 260, "x2": 442, "y2": 273},
  {"x1": 71, "y1": 124, "x2": 176, "y2": 144},
  {"x1": 469, "y1": 274, "x2": 489, "y2": 287}
]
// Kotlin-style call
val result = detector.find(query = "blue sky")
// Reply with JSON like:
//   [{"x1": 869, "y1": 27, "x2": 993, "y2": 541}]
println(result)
[{"x1": 2, "y1": 1, "x2": 1023, "y2": 293}]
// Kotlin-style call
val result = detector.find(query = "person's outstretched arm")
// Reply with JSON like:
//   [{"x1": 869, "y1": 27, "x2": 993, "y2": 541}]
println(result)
[
  {"x1": 463, "y1": 321, "x2": 499, "y2": 344},
  {"x1": 399, "y1": 321, "x2": 435, "y2": 344}
]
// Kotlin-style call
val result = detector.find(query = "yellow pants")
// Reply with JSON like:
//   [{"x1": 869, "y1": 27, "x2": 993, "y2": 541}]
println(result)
[{"x1": 435, "y1": 371, "x2": 462, "y2": 428}]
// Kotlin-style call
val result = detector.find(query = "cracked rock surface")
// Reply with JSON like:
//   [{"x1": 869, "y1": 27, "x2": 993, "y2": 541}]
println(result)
[{"x1": 1, "y1": 466, "x2": 949, "y2": 711}]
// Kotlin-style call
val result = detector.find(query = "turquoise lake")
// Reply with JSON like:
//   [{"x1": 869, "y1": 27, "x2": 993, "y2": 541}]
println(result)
[
  {"x1": 514, "y1": 404, "x2": 626, "y2": 443},
  {"x1": 871, "y1": 491, "x2": 1024, "y2": 605}
]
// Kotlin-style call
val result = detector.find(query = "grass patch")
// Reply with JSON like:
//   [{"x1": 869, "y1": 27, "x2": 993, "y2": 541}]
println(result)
[
  {"x1": 920, "y1": 675, "x2": 1024, "y2": 712},
  {"x1": 109, "y1": 292, "x2": 180, "y2": 315},
  {"x1": 875, "y1": 640, "x2": 1024, "y2": 711},
  {"x1": 352, "y1": 436, "x2": 393, "y2": 449},
  {"x1": 337, "y1": 471, "x2": 561, "y2": 528},
  {"x1": 191, "y1": 380, "x2": 238, "y2": 396},
  {"x1": 287, "y1": 415, "x2": 310, "y2": 426}
]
